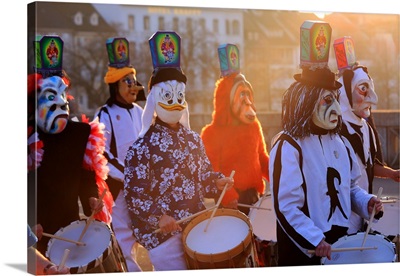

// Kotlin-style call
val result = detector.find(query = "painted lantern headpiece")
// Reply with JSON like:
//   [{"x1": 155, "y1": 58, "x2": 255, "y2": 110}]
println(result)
[{"x1": 139, "y1": 31, "x2": 189, "y2": 138}]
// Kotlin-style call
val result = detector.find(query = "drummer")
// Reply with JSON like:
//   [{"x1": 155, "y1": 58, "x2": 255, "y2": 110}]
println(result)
[
  {"x1": 268, "y1": 21, "x2": 383, "y2": 266},
  {"x1": 200, "y1": 44, "x2": 270, "y2": 215},
  {"x1": 123, "y1": 31, "x2": 234, "y2": 271},
  {"x1": 333, "y1": 36, "x2": 400, "y2": 235},
  {"x1": 27, "y1": 35, "x2": 113, "y2": 255},
  {"x1": 28, "y1": 224, "x2": 70, "y2": 275}
]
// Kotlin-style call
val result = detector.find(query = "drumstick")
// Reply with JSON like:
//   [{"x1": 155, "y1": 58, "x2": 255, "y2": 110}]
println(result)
[
  {"x1": 307, "y1": 246, "x2": 377, "y2": 254},
  {"x1": 381, "y1": 199, "x2": 396, "y2": 204},
  {"x1": 256, "y1": 191, "x2": 270, "y2": 209},
  {"x1": 153, "y1": 205, "x2": 217, "y2": 234},
  {"x1": 58, "y1": 248, "x2": 70, "y2": 270},
  {"x1": 203, "y1": 170, "x2": 235, "y2": 233},
  {"x1": 237, "y1": 203, "x2": 271, "y2": 211},
  {"x1": 78, "y1": 189, "x2": 107, "y2": 242},
  {"x1": 361, "y1": 187, "x2": 383, "y2": 248},
  {"x1": 42, "y1": 232, "x2": 86, "y2": 246}
]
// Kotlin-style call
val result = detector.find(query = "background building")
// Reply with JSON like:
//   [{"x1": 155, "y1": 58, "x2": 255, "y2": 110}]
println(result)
[
  {"x1": 28, "y1": 2, "x2": 399, "y2": 115},
  {"x1": 27, "y1": 2, "x2": 399, "y2": 167}
]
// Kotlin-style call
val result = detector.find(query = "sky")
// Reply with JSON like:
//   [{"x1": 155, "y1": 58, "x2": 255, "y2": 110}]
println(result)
[{"x1": 0, "y1": 0, "x2": 399, "y2": 275}]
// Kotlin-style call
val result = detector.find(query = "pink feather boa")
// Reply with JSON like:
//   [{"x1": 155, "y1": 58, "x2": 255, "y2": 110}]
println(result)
[
  {"x1": 81, "y1": 115, "x2": 114, "y2": 224},
  {"x1": 27, "y1": 126, "x2": 44, "y2": 172}
]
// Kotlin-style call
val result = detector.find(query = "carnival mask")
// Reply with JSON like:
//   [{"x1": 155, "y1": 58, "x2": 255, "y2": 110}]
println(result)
[
  {"x1": 231, "y1": 79, "x2": 256, "y2": 124},
  {"x1": 312, "y1": 90, "x2": 341, "y2": 130},
  {"x1": 153, "y1": 80, "x2": 186, "y2": 124},
  {"x1": 36, "y1": 76, "x2": 70, "y2": 134},
  {"x1": 117, "y1": 73, "x2": 144, "y2": 104},
  {"x1": 351, "y1": 68, "x2": 378, "y2": 119}
]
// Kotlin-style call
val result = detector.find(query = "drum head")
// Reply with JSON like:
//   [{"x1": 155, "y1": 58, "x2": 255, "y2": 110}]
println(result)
[
  {"x1": 372, "y1": 199, "x2": 399, "y2": 236},
  {"x1": 185, "y1": 214, "x2": 249, "y2": 254},
  {"x1": 182, "y1": 208, "x2": 253, "y2": 259},
  {"x1": 46, "y1": 220, "x2": 112, "y2": 269},
  {"x1": 248, "y1": 195, "x2": 276, "y2": 242},
  {"x1": 322, "y1": 232, "x2": 396, "y2": 264}
]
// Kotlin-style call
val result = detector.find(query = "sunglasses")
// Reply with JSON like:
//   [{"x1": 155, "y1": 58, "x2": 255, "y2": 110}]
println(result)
[{"x1": 122, "y1": 77, "x2": 137, "y2": 88}]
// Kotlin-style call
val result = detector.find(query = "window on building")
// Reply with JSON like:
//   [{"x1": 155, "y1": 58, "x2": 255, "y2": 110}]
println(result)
[
  {"x1": 144, "y1": 16, "x2": 150, "y2": 30},
  {"x1": 74, "y1": 12, "x2": 83, "y2": 26},
  {"x1": 186, "y1": 18, "x2": 193, "y2": 32},
  {"x1": 213, "y1": 19, "x2": 219, "y2": 34},
  {"x1": 248, "y1": 31, "x2": 259, "y2": 41},
  {"x1": 253, "y1": 32, "x2": 259, "y2": 41},
  {"x1": 232, "y1": 20, "x2": 240, "y2": 35},
  {"x1": 77, "y1": 36, "x2": 89, "y2": 47},
  {"x1": 173, "y1": 17, "x2": 179, "y2": 31},
  {"x1": 128, "y1": 15, "x2": 135, "y2": 30},
  {"x1": 90, "y1": 13, "x2": 98, "y2": 26},
  {"x1": 199, "y1": 18, "x2": 205, "y2": 31},
  {"x1": 158, "y1": 16, "x2": 165, "y2": 30},
  {"x1": 225, "y1": 19, "x2": 230, "y2": 35},
  {"x1": 130, "y1": 42, "x2": 137, "y2": 58}
]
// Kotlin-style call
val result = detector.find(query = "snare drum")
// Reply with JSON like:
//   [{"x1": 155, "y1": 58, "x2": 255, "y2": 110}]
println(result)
[
  {"x1": 321, "y1": 232, "x2": 397, "y2": 265},
  {"x1": 248, "y1": 195, "x2": 278, "y2": 266},
  {"x1": 46, "y1": 219, "x2": 125, "y2": 273},
  {"x1": 182, "y1": 208, "x2": 258, "y2": 269}
]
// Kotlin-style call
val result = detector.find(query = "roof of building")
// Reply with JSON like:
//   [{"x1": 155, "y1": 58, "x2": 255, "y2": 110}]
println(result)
[{"x1": 28, "y1": 2, "x2": 115, "y2": 32}]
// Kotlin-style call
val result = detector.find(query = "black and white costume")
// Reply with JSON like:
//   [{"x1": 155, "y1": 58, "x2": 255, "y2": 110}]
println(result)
[
  {"x1": 95, "y1": 103, "x2": 143, "y2": 197},
  {"x1": 268, "y1": 64, "x2": 379, "y2": 266},
  {"x1": 270, "y1": 130, "x2": 373, "y2": 265},
  {"x1": 337, "y1": 67, "x2": 383, "y2": 234}
]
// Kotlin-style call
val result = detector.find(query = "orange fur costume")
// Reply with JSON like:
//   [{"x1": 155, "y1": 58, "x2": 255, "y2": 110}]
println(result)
[{"x1": 201, "y1": 74, "x2": 269, "y2": 208}]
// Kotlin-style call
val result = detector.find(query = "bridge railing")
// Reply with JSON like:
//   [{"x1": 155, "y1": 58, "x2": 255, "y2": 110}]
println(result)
[{"x1": 189, "y1": 110, "x2": 399, "y2": 169}]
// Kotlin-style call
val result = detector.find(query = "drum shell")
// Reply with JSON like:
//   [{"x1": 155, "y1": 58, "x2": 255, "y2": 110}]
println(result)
[
  {"x1": 182, "y1": 208, "x2": 258, "y2": 269},
  {"x1": 248, "y1": 195, "x2": 278, "y2": 266}
]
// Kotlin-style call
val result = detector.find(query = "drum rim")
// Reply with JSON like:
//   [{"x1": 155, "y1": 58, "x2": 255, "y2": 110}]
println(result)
[
  {"x1": 182, "y1": 208, "x2": 253, "y2": 263},
  {"x1": 46, "y1": 219, "x2": 113, "y2": 273}
]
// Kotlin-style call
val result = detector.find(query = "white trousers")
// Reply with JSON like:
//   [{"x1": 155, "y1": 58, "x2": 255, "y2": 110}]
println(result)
[
  {"x1": 112, "y1": 190, "x2": 142, "y2": 272},
  {"x1": 148, "y1": 233, "x2": 188, "y2": 271}
]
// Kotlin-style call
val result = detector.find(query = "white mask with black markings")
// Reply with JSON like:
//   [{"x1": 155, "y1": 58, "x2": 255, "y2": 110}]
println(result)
[{"x1": 312, "y1": 90, "x2": 341, "y2": 130}]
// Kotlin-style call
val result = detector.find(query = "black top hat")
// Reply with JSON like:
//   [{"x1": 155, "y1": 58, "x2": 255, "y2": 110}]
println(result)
[{"x1": 293, "y1": 66, "x2": 342, "y2": 90}]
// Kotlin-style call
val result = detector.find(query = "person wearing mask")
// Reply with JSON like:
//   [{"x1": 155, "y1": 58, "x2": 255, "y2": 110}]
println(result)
[
  {"x1": 28, "y1": 224, "x2": 70, "y2": 275},
  {"x1": 123, "y1": 31, "x2": 234, "y2": 271},
  {"x1": 94, "y1": 37, "x2": 145, "y2": 272},
  {"x1": 333, "y1": 36, "x2": 399, "y2": 235},
  {"x1": 269, "y1": 22, "x2": 383, "y2": 266},
  {"x1": 27, "y1": 35, "x2": 112, "y2": 256}
]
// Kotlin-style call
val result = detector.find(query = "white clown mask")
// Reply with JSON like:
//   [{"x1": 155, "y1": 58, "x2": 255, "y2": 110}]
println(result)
[
  {"x1": 351, "y1": 67, "x2": 378, "y2": 119},
  {"x1": 138, "y1": 79, "x2": 190, "y2": 138},
  {"x1": 312, "y1": 90, "x2": 342, "y2": 130},
  {"x1": 36, "y1": 76, "x2": 70, "y2": 134}
]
